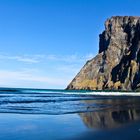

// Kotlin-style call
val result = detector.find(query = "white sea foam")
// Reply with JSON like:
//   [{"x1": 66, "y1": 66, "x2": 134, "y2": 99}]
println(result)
[
  {"x1": 65, "y1": 91, "x2": 140, "y2": 96},
  {"x1": 83, "y1": 92, "x2": 140, "y2": 96},
  {"x1": 21, "y1": 89, "x2": 140, "y2": 96}
]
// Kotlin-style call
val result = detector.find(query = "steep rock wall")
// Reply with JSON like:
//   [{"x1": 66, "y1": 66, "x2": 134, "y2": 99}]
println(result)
[{"x1": 67, "y1": 16, "x2": 140, "y2": 91}]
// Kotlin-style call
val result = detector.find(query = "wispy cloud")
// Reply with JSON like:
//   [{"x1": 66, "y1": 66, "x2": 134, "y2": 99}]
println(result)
[
  {"x1": 0, "y1": 53, "x2": 95, "y2": 64},
  {"x1": 45, "y1": 53, "x2": 95, "y2": 63},
  {"x1": 0, "y1": 69, "x2": 71, "y2": 88},
  {"x1": 0, "y1": 52, "x2": 96, "y2": 88},
  {"x1": 0, "y1": 54, "x2": 44, "y2": 64},
  {"x1": 56, "y1": 64, "x2": 81, "y2": 75}
]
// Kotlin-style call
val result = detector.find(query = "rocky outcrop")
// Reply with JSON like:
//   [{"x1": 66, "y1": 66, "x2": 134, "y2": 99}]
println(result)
[{"x1": 67, "y1": 16, "x2": 140, "y2": 91}]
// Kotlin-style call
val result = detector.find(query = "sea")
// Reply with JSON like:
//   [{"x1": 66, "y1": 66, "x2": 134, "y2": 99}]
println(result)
[{"x1": 0, "y1": 87, "x2": 140, "y2": 140}]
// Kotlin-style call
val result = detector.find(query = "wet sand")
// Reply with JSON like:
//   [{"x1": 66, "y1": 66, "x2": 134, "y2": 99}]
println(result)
[{"x1": 0, "y1": 112, "x2": 140, "y2": 140}]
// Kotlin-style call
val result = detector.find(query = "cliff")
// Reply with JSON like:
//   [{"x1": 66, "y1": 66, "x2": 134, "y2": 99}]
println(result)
[{"x1": 67, "y1": 16, "x2": 140, "y2": 91}]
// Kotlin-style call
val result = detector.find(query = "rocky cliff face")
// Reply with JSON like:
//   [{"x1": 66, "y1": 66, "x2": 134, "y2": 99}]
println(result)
[{"x1": 67, "y1": 16, "x2": 140, "y2": 91}]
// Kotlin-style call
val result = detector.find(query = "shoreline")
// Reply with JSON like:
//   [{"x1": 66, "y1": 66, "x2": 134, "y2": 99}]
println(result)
[
  {"x1": 84, "y1": 92, "x2": 140, "y2": 96},
  {"x1": 0, "y1": 112, "x2": 140, "y2": 140}
]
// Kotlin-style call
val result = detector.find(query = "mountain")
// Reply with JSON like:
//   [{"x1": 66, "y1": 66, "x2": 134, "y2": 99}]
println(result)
[{"x1": 67, "y1": 16, "x2": 140, "y2": 91}]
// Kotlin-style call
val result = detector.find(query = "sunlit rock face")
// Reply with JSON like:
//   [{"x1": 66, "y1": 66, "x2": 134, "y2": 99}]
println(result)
[
  {"x1": 67, "y1": 16, "x2": 140, "y2": 91},
  {"x1": 79, "y1": 98, "x2": 140, "y2": 129}
]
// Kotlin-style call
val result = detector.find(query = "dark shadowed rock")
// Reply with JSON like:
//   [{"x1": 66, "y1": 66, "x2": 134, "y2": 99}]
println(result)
[
  {"x1": 79, "y1": 98, "x2": 140, "y2": 129},
  {"x1": 67, "y1": 16, "x2": 140, "y2": 91}
]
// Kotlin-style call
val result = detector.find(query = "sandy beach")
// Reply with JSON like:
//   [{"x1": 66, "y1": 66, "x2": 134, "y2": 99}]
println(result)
[{"x1": 0, "y1": 113, "x2": 140, "y2": 140}]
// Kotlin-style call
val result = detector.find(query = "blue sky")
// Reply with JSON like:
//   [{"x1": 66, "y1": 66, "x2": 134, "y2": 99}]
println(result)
[{"x1": 0, "y1": 0, "x2": 140, "y2": 89}]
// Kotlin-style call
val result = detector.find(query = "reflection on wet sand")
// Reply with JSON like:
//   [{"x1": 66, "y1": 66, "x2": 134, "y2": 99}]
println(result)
[{"x1": 79, "y1": 97, "x2": 140, "y2": 129}]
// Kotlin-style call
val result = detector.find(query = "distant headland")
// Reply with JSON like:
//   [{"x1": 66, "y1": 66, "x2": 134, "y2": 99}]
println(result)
[{"x1": 67, "y1": 16, "x2": 140, "y2": 91}]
